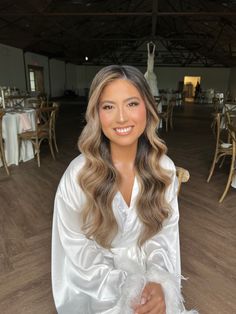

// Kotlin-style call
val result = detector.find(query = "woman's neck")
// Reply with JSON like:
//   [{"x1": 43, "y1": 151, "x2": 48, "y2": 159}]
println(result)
[
  {"x1": 110, "y1": 143, "x2": 137, "y2": 207},
  {"x1": 110, "y1": 143, "x2": 137, "y2": 168}
]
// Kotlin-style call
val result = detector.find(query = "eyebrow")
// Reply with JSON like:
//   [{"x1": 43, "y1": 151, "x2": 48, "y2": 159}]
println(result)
[{"x1": 99, "y1": 96, "x2": 140, "y2": 105}]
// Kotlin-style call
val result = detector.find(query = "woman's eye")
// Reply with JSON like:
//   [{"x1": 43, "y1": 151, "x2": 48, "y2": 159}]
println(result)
[
  {"x1": 102, "y1": 104, "x2": 113, "y2": 110},
  {"x1": 128, "y1": 102, "x2": 139, "y2": 107}
]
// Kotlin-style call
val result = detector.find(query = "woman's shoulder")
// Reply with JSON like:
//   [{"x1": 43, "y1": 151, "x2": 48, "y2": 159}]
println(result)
[
  {"x1": 159, "y1": 154, "x2": 176, "y2": 172},
  {"x1": 66, "y1": 154, "x2": 86, "y2": 174},
  {"x1": 58, "y1": 154, "x2": 85, "y2": 192}
]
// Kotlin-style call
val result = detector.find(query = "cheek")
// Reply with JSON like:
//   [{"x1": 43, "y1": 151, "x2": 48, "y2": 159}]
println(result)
[
  {"x1": 99, "y1": 111, "x2": 112, "y2": 129},
  {"x1": 135, "y1": 105, "x2": 147, "y2": 127}
]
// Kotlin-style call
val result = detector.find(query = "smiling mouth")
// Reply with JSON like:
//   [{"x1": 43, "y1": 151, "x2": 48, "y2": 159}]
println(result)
[{"x1": 114, "y1": 126, "x2": 133, "y2": 135}]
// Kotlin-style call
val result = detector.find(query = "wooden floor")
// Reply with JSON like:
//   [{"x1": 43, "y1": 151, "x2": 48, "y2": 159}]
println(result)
[{"x1": 0, "y1": 101, "x2": 235, "y2": 314}]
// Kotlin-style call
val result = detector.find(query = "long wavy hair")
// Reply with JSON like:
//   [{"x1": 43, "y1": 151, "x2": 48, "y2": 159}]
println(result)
[{"x1": 78, "y1": 65, "x2": 172, "y2": 248}]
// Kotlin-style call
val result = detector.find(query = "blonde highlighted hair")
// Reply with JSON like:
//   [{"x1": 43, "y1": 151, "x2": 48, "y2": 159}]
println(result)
[{"x1": 78, "y1": 65, "x2": 172, "y2": 248}]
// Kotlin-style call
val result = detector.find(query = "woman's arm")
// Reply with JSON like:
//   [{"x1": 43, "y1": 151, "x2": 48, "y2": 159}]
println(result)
[
  {"x1": 136, "y1": 165, "x2": 198, "y2": 314},
  {"x1": 140, "y1": 170, "x2": 183, "y2": 313}
]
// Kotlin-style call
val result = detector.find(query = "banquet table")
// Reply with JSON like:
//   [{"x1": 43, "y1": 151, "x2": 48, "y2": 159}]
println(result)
[
  {"x1": 1, "y1": 108, "x2": 36, "y2": 166},
  {"x1": 5, "y1": 95, "x2": 26, "y2": 107}
]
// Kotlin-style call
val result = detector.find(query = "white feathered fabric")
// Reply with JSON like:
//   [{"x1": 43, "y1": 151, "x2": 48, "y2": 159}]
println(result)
[{"x1": 51, "y1": 154, "x2": 198, "y2": 313}]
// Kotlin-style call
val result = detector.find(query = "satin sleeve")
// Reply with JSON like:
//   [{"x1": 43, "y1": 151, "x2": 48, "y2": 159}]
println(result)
[
  {"x1": 143, "y1": 164, "x2": 187, "y2": 313},
  {"x1": 144, "y1": 168, "x2": 181, "y2": 277},
  {"x1": 51, "y1": 157, "x2": 128, "y2": 314}
]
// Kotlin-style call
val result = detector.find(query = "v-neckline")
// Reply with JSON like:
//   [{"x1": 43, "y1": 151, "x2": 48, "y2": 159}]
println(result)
[{"x1": 118, "y1": 176, "x2": 137, "y2": 209}]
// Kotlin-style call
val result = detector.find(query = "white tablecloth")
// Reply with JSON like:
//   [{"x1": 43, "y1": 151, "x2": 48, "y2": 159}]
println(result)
[
  {"x1": 232, "y1": 173, "x2": 236, "y2": 188},
  {"x1": 1, "y1": 109, "x2": 36, "y2": 166}
]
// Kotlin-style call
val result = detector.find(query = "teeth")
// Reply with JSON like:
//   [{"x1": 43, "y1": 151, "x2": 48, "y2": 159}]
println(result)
[{"x1": 115, "y1": 127, "x2": 132, "y2": 133}]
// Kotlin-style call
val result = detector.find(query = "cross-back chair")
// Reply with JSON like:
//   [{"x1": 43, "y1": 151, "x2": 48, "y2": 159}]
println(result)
[
  {"x1": 0, "y1": 111, "x2": 10, "y2": 175},
  {"x1": 154, "y1": 96, "x2": 161, "y2": 112},
  {"x1": 212, "y1": 97, "x2": 221, "y2": 113},
  {"x1": 51, "y1": 102, "x2": 59, "y2": 153},
  {"x1": 26, "y1": 98, "x2": 41, "y2": 108},
  {"x1": 218, "y1": 123, "x2": 236, "y2": 202},
  {"x1": 158, "y1": 98, "x2": 175, "y2": 131},
  {"x1": 225, "y1": 106, "x2": 236, "y2": 124},
  {"x1": 18, "y1": 106, "x2": 56, "y2": 167},
  {"x1": 207, "y1": 113, "x2": 232, "y2": 182}
]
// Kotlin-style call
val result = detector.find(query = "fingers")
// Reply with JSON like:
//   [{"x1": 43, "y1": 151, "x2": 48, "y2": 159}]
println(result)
[
  {"x1": 140, "y1": 286, "x2": 152, "y2": 304},
  {"x1": 134, "y1": 282, "x2": 166, "y2": 314},
  {"x1": 135, "y1": 297, "x2": 165, "y2": 314}
]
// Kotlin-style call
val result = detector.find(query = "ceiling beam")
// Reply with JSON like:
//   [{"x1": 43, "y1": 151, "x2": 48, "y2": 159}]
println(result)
[
  {"x1": 1, "y1": 11, "x2": 236, "y2": 17},
  {"x1": 0, "y1": 35, "x2": 213, "y2": 42},
  {"x1": 151, "y1": 0, "x2": 158, "y2": 37}
]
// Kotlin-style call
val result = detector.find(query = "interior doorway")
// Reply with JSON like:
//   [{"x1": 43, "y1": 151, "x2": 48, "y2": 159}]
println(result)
[
  {"x1": 28, "y1": 65, "x2": 45, "y2": 94},
  {"x1": 183, "y1": 76, "x2": 201, "y2": 102}
]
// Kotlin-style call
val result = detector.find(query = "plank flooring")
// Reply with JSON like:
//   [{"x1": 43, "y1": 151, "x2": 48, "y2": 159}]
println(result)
[{"x1": 0, "y1": 100, "x2": 235, "y2": 314}]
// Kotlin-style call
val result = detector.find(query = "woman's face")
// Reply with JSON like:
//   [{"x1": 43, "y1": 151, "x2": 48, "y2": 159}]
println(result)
[{"x1": 98, "y1": 79, "x2": 147, "y2": 150}]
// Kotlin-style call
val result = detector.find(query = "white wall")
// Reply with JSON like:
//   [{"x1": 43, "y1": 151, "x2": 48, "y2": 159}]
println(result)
[
  {"x1": 76, "y1": 65, "x2": 230, "y2": 96},
  {"x1": 0, "y1": 42, "x2": 233, "y2": 99},
  {"x1": 65, "y1": 63, "x2": 77, "y2": 93},
  {"x1": 228, "y1": 67, "x2": 236, "y2": 99},
  {"x1": 76, "y1": 65, "x2": 103, "y2": 96},
  {"x1": 50, "y1": 59, "x2": 66, "y2": 97},
  {"x1": 24, "y1": 52, "x2": 50, "y2": 94},
  {"x1": 0, "y1": 43, "x2": 26, "y2": 90},
  {"x1": 152, "y1": 66, "x2": 230, "y2": 94}
]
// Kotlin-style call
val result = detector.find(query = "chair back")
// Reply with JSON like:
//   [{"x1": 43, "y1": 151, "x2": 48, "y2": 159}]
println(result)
[
  {"x1": 214, "y1": 113, "x2": 221, "y2": 140},
  {"x1": 167, "y1": 98, "x2": 175, "y2": 111},
  {"x1": 0, "y1": 111, "x2": 10, "y2": 175},
  {"x1": 166, "y1": 98, "x2": 175, "y2": 120},
  {"x1": 176, "y1": 166, "x2": 190, "y2": 195},
  {"x1": 51, "y1": 102, "x2": 59, "y2": 127},
  {"x1": 227, "y1": 123, "x2": 236, "y2": 142},
  {"x1": 35, "y1": 106, "x2": 56, "y2": 138},
  {"x1": 25, "y1": 97, "x2": 40, "y2": 108},
  {"x1": 223, "y1": 103, "x2": 236, "y2": 117},
  {"x1": 225, "y1": 108, "x2": 236, "y2": 127},
  {"x1": 0, "y1": 111, "x2": 4, "y2": 141},
  {"x1": 212, "y1": 97, "x2": 220, "y2": 113}
]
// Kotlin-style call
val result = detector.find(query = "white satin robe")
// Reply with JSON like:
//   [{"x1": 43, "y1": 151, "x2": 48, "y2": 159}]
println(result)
[{"x1": 51, "y1": 154, "x2": 198, "y2": 314}]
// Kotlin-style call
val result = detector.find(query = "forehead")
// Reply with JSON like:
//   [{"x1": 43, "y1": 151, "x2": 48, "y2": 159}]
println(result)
[{"x1": 100, "y1": 78, "x2": 141, "y2": 98}]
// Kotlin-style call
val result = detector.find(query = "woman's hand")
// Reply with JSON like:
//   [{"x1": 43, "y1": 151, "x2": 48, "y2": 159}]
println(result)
[{"x1": 133, "y1": 282, "x2": 166, "y2": 314}]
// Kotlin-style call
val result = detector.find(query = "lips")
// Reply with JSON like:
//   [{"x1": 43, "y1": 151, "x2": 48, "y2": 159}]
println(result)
[{"x1": 114, "y1": 126, "x2": 133, "y2": 135}]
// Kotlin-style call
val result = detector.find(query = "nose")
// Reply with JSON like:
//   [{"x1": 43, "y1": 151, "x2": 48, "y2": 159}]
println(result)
[{"x1": 116, "y1": 106, "x2": 128, "y2": 123}]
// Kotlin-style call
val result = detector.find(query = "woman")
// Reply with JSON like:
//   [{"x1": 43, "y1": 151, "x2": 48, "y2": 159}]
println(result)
[{"x1": 51, "y1": 65, "x2": 198, "y2": 314}]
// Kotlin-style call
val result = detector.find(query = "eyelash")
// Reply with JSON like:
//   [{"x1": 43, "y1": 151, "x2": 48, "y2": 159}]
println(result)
[
  {"x1": 101, "y1": 102, "x2": 139, "y2": 110},
  {"x1": 102, "y1": 105, "x2": 113, "y2": 110},
  {"x1": 128, "y1": 102, "x2": 139, "y2": 107}
]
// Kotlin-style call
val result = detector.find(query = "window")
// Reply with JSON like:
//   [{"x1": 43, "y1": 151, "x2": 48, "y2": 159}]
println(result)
[
  {"x1": 29, "y1": 69, "x2": 36, "y2": 92},
  {"x1": 28, "y1": 66, "x2": 44, "y2": 93}
]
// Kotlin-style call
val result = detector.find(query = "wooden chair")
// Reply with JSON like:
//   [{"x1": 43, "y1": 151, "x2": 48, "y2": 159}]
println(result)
[
  {"x1": 212, "y1": 97, "x2": 221, "y2": 113},
  {"x1": 176, "y1": 166, "x2": 190, "y2": 195},
  {"x1": 207, "y1": 113, "x2": 233, "y2": 183},
  {"x1": 218, "y1": 123, "x2": 236, "y2": 202},
  {"x1": 0, "y1": 111, "x2": 10, "y2": 175},
  {"x1": 26, "y1": 98, "x2": 41, "y2": 108},
  {"x1": 225, "y1": 106, "x2": 236, "y2": 125},
  {"x1": 18, "y1": 107, "x2": 56, "y2": 167},
  {"x1": 159, "y1": 98, "x2": 175, "y2": 131},
  {"x1": 52, "y1": 102, "x2": 59, "y2": 153}
]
